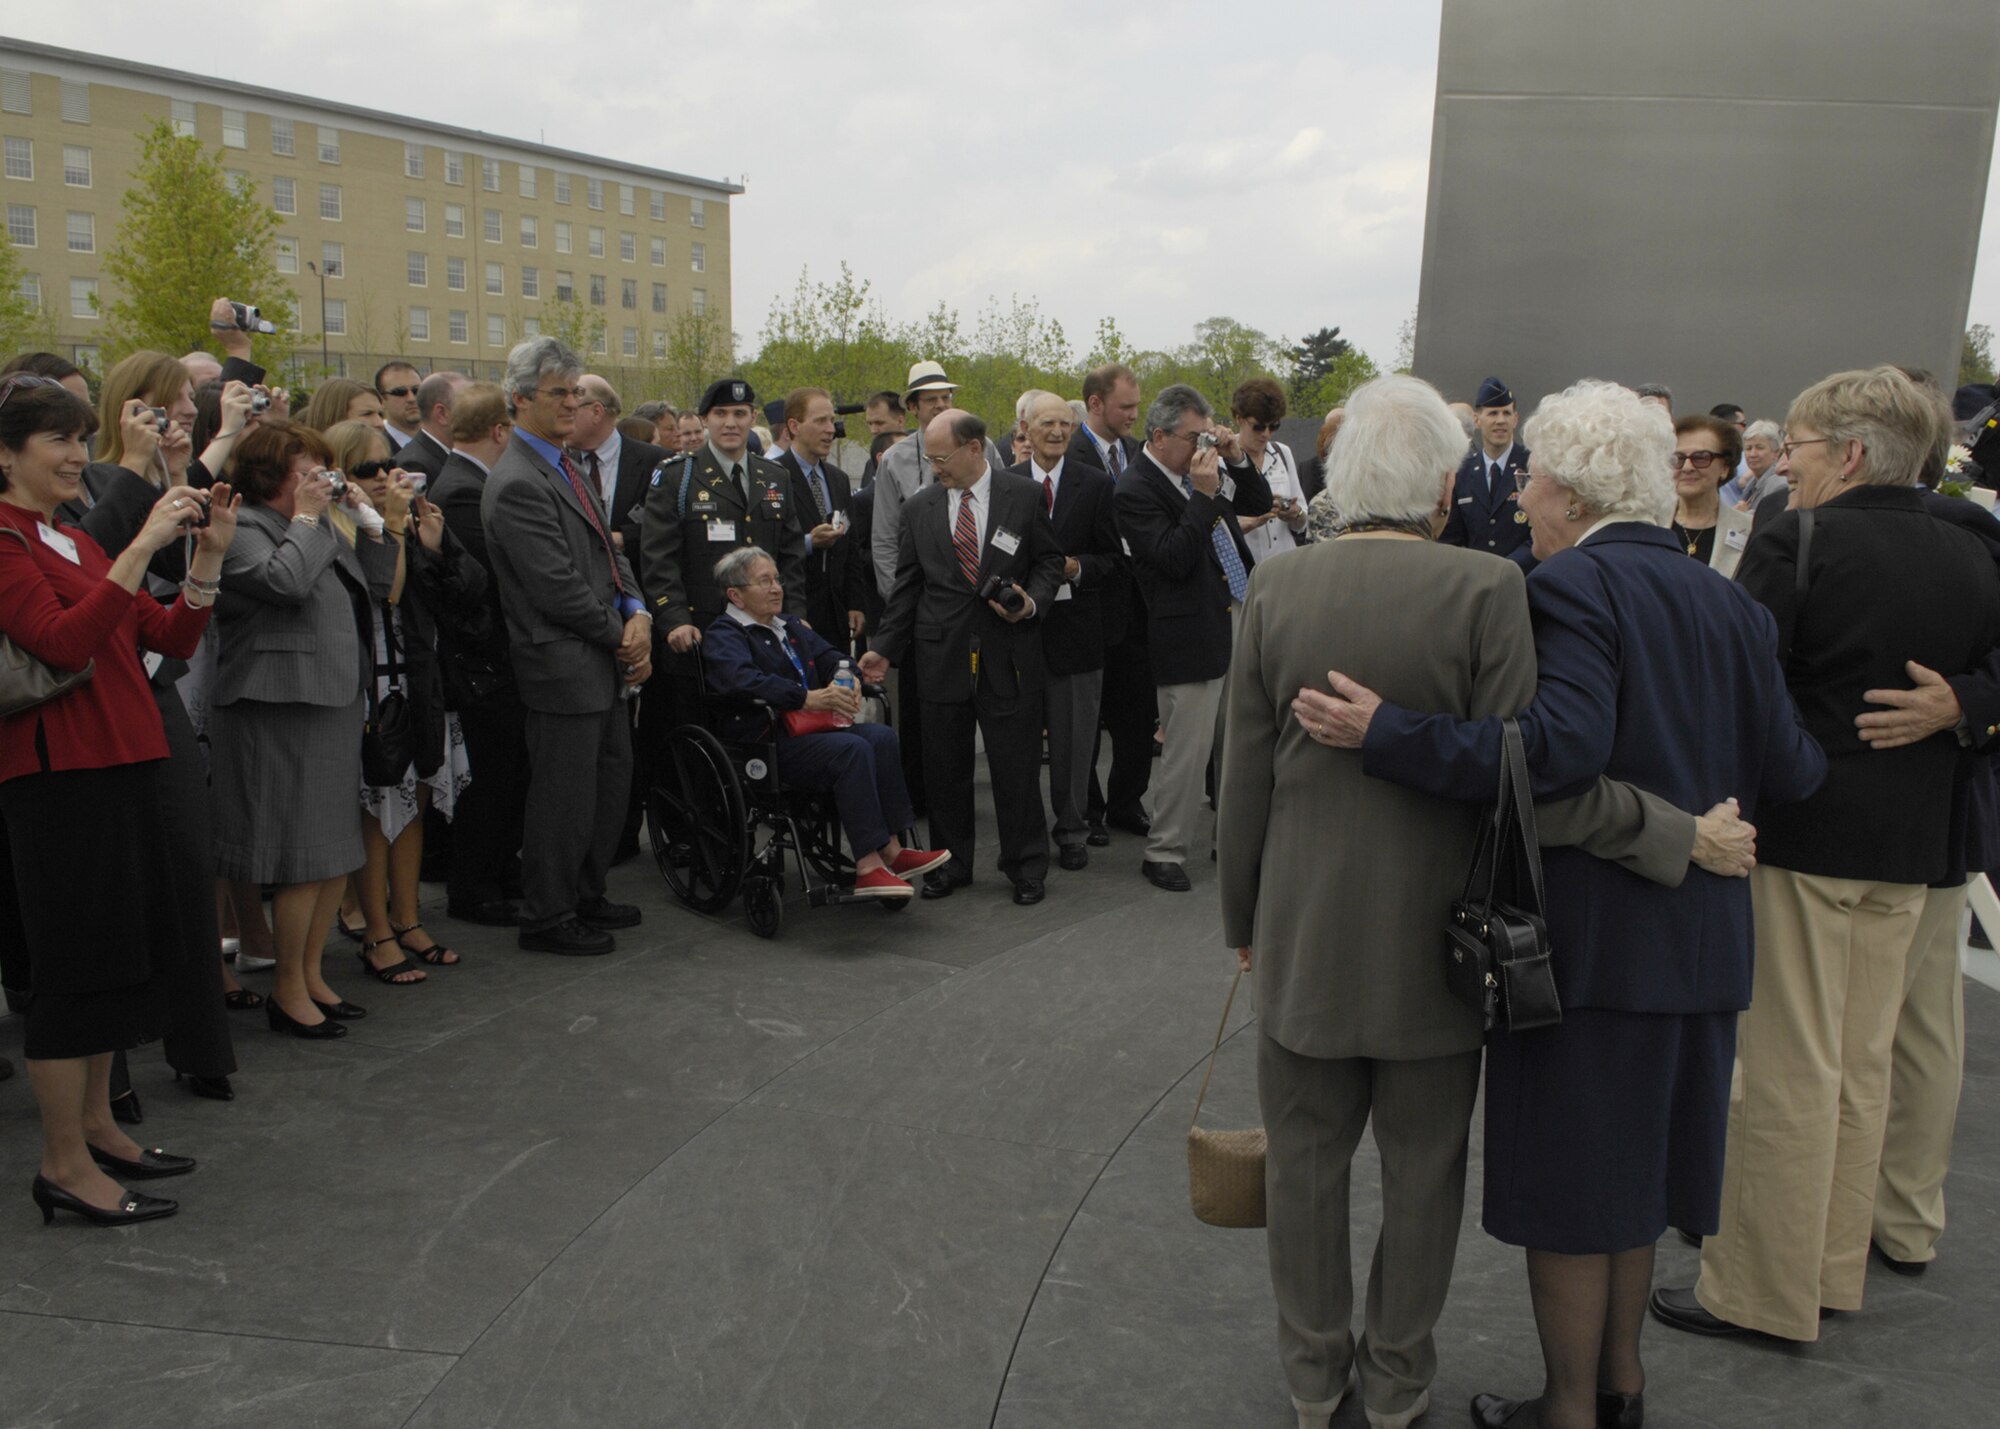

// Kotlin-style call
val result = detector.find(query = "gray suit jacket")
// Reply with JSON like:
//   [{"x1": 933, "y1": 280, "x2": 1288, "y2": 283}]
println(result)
[
  {"x1": 213, "y1": 502, "x2": 398, "y2": 709},
  {"x1": 1216, "y1": 538, "x2": 1694, "y2": 1061},
  {"x1": 481, "y1": 434, "x2": 639, "y2": 715}
]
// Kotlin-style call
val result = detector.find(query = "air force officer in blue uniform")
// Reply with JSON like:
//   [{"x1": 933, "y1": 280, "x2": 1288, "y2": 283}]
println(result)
[{"x1": 1440, "y1": 376, "x2": 1533, "y2": 563}]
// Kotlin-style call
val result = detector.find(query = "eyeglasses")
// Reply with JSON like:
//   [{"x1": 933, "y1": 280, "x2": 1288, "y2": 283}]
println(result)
[
  {"x1": 0, "y1": 373, "x2": 62, "y2": 410},
  {"x1": 735, "y1": 574, "x2": 783, "y2": 589},
  {"x1": 1670, "y1": 450, "x2": 1727, "y2": 471},
  {"x1": 534, "y1": 385, "x2": 584, "y2": 402},
  {"x1": 1163, "y1": 426, "x2": 1206, "y2": 446},
  {"x1": 926, "y1": 441, "x2": 972, "y2": 468},
  {"x1": 1779, "y1": 438, "x2": 1831, "y2": 461},
  {"x1": 380, "y1": 385, "x2": 421, "y2": 398}
]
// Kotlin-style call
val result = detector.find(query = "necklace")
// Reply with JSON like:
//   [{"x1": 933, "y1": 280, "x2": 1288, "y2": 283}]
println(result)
[{"x1": 1670, "y1": 518, "x2": 1713, "y2": 556}]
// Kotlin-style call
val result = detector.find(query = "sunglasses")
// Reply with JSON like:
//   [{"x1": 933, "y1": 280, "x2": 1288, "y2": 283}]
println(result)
[
  {"x1": 1244, "y1": 421, "x2": 1281, "y2": 434},
  {"x1": 0, "y1": 373, "x2": 63, "y2": 409},
  {"x1": 380, "y1": 385, "x2": 421, "y2": 398},
  {"x1": 1670, "y1": 450, "x2": 1727, "y2": 471}
]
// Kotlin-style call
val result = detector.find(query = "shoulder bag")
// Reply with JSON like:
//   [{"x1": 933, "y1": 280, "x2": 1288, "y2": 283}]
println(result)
[
  {"x1": 1445, "y1": 717, "x2": 1563, "y2": 1034},
  {"x1": 1186, "y1": 966, "x2": 1267, "y2": 1228},
  {"x1": 0, "y1": 526, "x2": 95, "y2": 717}
]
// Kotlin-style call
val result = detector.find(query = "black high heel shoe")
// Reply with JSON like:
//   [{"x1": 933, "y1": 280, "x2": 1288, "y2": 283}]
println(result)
[
  {"x1": 266, "y1": 1000, "x2": 347, "y2": 1039},
  {"x1": 32, "y1": 1174, "x2": 178, "y2": 1226},
  {"x1": 1597, "y1": 1390, "x2": 1644, "y2": 1429},
  {"x1": 88, "y1": 1143, "x2": 195, "y2": 1179},
  {"x1": 176, "y1": 1072, "x2": 235, "y2": 1102},
  {"x1": 311, "y1": 997, "x2": 368, "y2": 1020}
]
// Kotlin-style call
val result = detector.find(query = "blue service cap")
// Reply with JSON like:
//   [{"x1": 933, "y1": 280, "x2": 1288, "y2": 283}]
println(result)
[{"x1": 1474, "y1": 376, "x2": 1514, "y2": 410}]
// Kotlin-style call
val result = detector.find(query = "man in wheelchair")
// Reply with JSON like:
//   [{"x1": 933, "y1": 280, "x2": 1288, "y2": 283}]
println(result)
[{"x1": 701, "y1": 548, "x2": 950, "y2": 898}]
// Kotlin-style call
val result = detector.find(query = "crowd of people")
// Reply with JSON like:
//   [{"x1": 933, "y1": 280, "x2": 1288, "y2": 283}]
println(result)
[{"x1": 1, "y1": 292, "x2": 1995, "y2": 1429}]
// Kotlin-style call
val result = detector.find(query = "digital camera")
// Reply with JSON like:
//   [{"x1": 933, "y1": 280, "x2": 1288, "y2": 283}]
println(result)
[
  {"x1": 978, "y1": 574, "x2": 1026, "y2": 615},
  {"x1": 230, "y1": 301, "x2": 277, "y2": 335}
]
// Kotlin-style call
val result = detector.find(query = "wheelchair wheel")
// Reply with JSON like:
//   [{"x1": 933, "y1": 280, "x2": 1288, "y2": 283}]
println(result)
[
  {"x1": 647, "y1": 725, "x2": 749, "y2": 915},
  {"x1": 743, "y1": 875, "x2": 783, "y2": 939}
]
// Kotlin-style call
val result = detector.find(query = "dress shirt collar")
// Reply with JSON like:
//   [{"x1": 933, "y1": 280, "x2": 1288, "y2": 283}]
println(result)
[
  {"x1": 725, "y1": 601, "x2": 787, "y2": 639},
  {"x1": 385, "y1": 423, "x2": 416, "y2": 449},
  {"x1": 448, "y1": 448, "x2": 491, "y2": 477},
  {"x1": 707, "y1": 439, "x2": 749, "y2": 475},
  {"x1": 1480, "y1": 441, "x2": 1516, "y2": 473},
  {"x1": 512, "y1": 427, "x2": 568, "y2": 472},
  {"x1": 589, "y1": 429, "x2": 623, "y2": 503}
]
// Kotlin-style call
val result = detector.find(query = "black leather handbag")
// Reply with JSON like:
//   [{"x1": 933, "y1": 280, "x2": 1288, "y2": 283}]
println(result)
[{"x1": 1445, "y1": 717, "x2": 1563, "y2": 1034}]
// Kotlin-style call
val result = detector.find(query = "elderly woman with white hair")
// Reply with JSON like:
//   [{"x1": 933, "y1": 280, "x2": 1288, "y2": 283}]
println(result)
[
  {"x1": 1219, "y1": 376, "x2": 1775, "y2": 1429},
  {"x1": 1720, "y1": 418, "x2": 1782, "y2": 509},
  {"x1": 1291, "y1": 378, "x2": 1827, "y2": 1429}
]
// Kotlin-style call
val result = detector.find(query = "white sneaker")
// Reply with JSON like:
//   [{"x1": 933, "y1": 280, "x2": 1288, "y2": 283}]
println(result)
[
  {"x1": 1294, "y1": 1368, "x2": 1356, "y2": 1429},
  {"x1": 1365, "y1": 1388, "x2": 1430, "y2": 1429}
]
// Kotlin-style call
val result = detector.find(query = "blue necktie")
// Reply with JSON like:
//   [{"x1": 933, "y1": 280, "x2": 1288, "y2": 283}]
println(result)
[{"x1": 1183, "y1": 477, "x2": 1249, "y2": 603}]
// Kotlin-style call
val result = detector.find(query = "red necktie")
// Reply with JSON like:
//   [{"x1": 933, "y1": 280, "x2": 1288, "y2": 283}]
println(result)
[
  {"x1": 953, "y1": 492, "x2": 980, "y2": 585},
  {"x1": 556, "y1": 448, "x2": 623, "y2": 595},
  {"x1": 1042, "y1": 475, "x2": 1055, "y2": 514}
]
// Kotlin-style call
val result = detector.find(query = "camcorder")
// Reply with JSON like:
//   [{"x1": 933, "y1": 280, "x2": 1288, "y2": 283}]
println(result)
[
  {"x1": 229, "y1": 301, "x2": 277, "y2": 335},
  {"x1": 832, "y1": 401, "x2": 867, "y2": 442},
  {"x1": 978, "y1": 574, "x2": 1027, "y2": 615}
]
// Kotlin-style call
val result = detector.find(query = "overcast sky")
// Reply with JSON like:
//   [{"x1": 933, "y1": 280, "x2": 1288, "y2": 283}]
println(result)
[{"x1": 12, "y1": 3, "x2": 2000, "y2": 372}]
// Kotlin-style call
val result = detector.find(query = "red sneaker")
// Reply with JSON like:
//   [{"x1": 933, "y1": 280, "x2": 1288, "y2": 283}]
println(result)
[
  {"x1": 851, "y1": 867, "x2": 916, "y2": 899},
  {"x1": 889, "y1": 848, "x2": 952, "y2": 880}
]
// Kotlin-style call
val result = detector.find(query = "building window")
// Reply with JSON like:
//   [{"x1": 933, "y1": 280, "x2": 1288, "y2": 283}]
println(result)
[
  {"x1": 650, "y1": 236, "x2": 665, "y2": 266},
  {"x1": 272, "y1": 175, "x2": 297, "y2": 214},
  {"x1": 622, "y1": 326, "x2": 637, "y2": 358},
  {"x1": 405, "y1": 196, "x2": 426, "y2": 232},
  {"x1": 172, "y1": 100, "x2": 196, "y2": 137},
  {"x1": 275, "y1": 236, "x2": 298, "y2": 274},
  {"x1": 6, "y1": 204, "x2": 35, "y2": 247},
  {"x1": 554, "y1": 172, "x2": 570, "y2": 204},
  {"x1": 652, "y1": 330, "x2": 666, "y2": 360},
  {"x1": 650, "y1": 189, "x2": 665, "y2": 222},
  {"x1": 651, "y1": 282, "x2": 666, "y2": 314},
  {"x1": 619, "y1": 232, "x2": 635, "y2": 262},
  {"x1": 407, "y1": 251, "x2": 427, "y2": 286},
  {"x1": 317, "y1": 126, "x2": 340, "y2": 163},
  {"x1": 446, "y1": 256, "x2": 466, "y2": 291},
  {"x1": 620, "y1": 278, "x2": 636, "y2": 310},
  {"x1": 270, "y1": 117, "x2": 294, "y2": 156},
  {"x1": 690, "y1": 198, "x2": 705, "y2": 228},
  {"x1": 618, "y1": 184, "x2": 634, "y2": 216},
  {"x1": 519, "y1": 214, "x2": 537, "y2": 248},
  {"x1": 223, "y1": 109, "x2": 246, "y2": 148},
  {"x1": 409, "y1": 306, "x2": 429, "y2": 342},
  {"x1": 485, "y1": 261, "x2": 503, "y2": 296},
  {"x1": 520, "y1": 265, "x2": 539, "y2": 299},
  {"x1": 487, "y1": 313, "x2": 505, "y2": 347},
  {"x1": 18, "y1": 272, "x2": 38, "y2": 308},
  {"x1": 72, "y1": 344, "x2": 98, "y2": 369},
  {"x1": 62, "y1": 145, "x2": 90, "y2": 187},
  {"x1": 587, "y1": 226, "x2": 604, "y2": 258},
  {"x1": 226, "y1": 168, "x2": 252, "y2": 197},
  {"x1": 691, "y1": 288, "x2": 706, "y2": 316},
  {"x1": 320, "y1": 241, "x2": 343, "y2": 278},
  {"x1": 483, "y1": 208, "x2": 501, "y2": 243},
  {"x1": 482, "y1": 157, "x2": 500, "y2": 192},
  {"x1": 61, "y1": 81, "x2": 90, "y2": 124},
  {"x1": 444, "y1": 150, "x2": 463, "y2": 185},
  {"x1": 324, "y1": 298, "x2": 348, "y2": 336},
  {"x1": 403, "y1": 142, "x2": 424, "y2": 179},
  {"x1": 3, "y1": 138, "x2": 30, "y2": 180},
  {"x1": 691, "y1": 243, "x2": 704, "y2": 272},
  {"x1": 554, "y1": 270, "x2": 574, "y2": 302},
  {"x1": 588, "y1": 274, "x2": 605, "y2": 306},
  {"x1": 521, "y1": 316, "x2": 540, "y2": 339},
  {"x1": 66, "y1": 211, "x2": 93, "y2": 254},
  {"x1": 586, "y1": 178, "x2": 603, "y2": 210},
  {"x1": 319, "y1": 184, "x2": 341, "y2": 220},
  {"x1": 448, "y1": 310, "x2": 468, "y2": 344},
  {"x1": 519, "y1": 165, "x2": 536, "y2": 199},
  {"x1": 0, "y1": 71, "x2": 28, "y2": 116},
  {"x1": 444, "y1": 202, "x2": 464, "y2": 238},
  {"x1": 592, "y1": 328, "x2": 607, "y2": 356},
  {"x1": 70, "y1": 276, "x2": 98, "y2": 319},
  {"x1": 555, "y1": 221, "x2": 571, "y2": 254}
]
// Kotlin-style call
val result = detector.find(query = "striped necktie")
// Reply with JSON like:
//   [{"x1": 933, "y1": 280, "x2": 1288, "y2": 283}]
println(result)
[{"x1": 952, "y1": 491, "x2": 980, "y2": 585}]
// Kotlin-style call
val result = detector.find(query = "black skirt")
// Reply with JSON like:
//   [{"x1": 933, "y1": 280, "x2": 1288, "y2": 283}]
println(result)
[{"x1": 0, "y1": 761, "x2": 180, "y2": 1059}]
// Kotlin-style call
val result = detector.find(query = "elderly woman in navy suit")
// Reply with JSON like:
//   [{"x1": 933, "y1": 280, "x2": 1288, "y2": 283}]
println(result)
[
  {"x1": 1301, "y1": 380, "x2": 1826, "y2": 1429},
  {"x1": 702, "y1": 547, "x2": 947, "y2": 899}
]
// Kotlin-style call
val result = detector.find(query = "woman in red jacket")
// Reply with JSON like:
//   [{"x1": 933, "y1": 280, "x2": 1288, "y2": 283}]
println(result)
[{"x1": 0, "y1": 374, "x2": 239, "y2": 1227}]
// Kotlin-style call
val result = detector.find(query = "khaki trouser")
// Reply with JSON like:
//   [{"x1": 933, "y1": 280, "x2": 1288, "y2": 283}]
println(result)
[
  {"x1": 1147, "y1": 675, "x2": 1223, "y2": 864},
  {"x1": 1872, "y1": 880, "x2": 1968, "y2": 1264},
  {"x1": 1696, "y1": 866, "x2": 1925, "y2": 1340}
]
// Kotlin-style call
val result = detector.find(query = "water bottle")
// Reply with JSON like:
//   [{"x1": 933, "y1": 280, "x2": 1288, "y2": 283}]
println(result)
[{"x1": 829, "y1": 659, "x2": 859, "y2": 728}]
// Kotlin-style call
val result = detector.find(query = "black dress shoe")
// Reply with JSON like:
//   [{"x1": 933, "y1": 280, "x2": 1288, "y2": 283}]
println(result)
[
  {"x1": 32, "y1": 1175, "x2": 178, "y2": 1227},
  {"x1": 1597, "y1": 1389, "x2": 1644, "y2": 1429},
  {"x1": 574, "y1": 896, "x2": 642, "y2": 930},
  {"x1": 1085, "y1": 822, "x2": 1110, "y2": 847},
  {"x1": 1141, "y1": 859, "x2": 1191, "y2": 892},
  {"x1": 312, "y1": 998, "x2": 368, "y2": 1021},
  {"x1": 519, "y1": 917, "x2": 615, "y2": 956},
  {"x1": 920, "y1": 871, "x2": 971, "y2": 900},
  {"x1": 1649, "y1": 1285, "x2": 1747, "y2": 1337},
  {"x1": 176, "y1": 1072, "x2": 235, "y2": 1102},
  {"x1": 1471, "y1": 1393, "x2": 1540, "y2": 1428},
  {"x1": 88, "y1": 1143, "x2": 196, "y2": 1180},
  {"x1": 447, "y1": 898, "x2": 523, "y2": 927},
  {"x1": 1013, "y1": 879, "x2": 1045, "y2": 905},
  {"x1": 266, "y1": 1000, "x2": 348, "y2": 1039},
  {"x1": 1105, "y1": 811, "x2": 1152, "y2": 836},
  {"x1": 1057, "y1": 844, "x2": 1088, "y2": 871},
  {"x1": 1871, "y1": 1240, "x2": 1929, "y2": 1277},
  {"x1": 109, "y1": 1088, "x2": 144, "y2": 1126}
]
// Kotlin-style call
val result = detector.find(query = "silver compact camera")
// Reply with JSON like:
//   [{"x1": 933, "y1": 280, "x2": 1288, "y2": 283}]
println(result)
[
  {"x1": 319, "y1": 468, "x2": 348, "y2": 499},
  {"x1": 144, "y1": 406, "x2": 171, "y2": 435},
  {"x1": 249, "y1": 390, "x2": 272, "y2": 414},
  {"x1": 1195, "y1": 431, "x2": 1219, "y2": 452}
]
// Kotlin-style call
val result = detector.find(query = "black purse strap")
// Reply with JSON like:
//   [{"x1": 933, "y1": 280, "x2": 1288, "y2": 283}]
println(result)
[{"x1": 1460, "y1": 716, "x2": 1546, "y2": 916}]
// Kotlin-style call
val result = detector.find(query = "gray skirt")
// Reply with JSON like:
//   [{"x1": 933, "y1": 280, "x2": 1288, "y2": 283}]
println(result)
[{"x1": 210, "y1": 694, "x2": 367, "y2": 885}]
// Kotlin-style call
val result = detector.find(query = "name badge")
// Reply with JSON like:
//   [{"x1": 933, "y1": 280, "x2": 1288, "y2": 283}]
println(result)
[
  {"x1": 1456, "y1": 496, "x2": 1474, "y2": 506},
  {"x1": 1055, "y1": 582, "x2": 1074, "y2": 602},
  {"x1": 1724, "y1": 527, "x2": 1748, "y2": 551},
  {"x1": 707, "y1": 520, "x2": 737, "y2": 542},
  {"x1": 143, "y1": 651, "x2": 165, "y2": 678},
  {"x1": 990, "y1": 527, "x2": 1021, "y2": 556},
  {"x1": 37, "y1": 524, "x2": 81, "y2": 564}
]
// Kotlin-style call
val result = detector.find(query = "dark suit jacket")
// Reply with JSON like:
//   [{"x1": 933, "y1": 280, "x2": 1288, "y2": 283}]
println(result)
[
  {"x1": 603, "y1": 435, "x2": 669, "y2": 533},
  {"x1": 1439, "y1": 443, "x2": 1533, "y2": 560},
  {"x1": 872, "y1": 471, "x2": 1065, "y2": 705},
  {"x1": 393, "y1": 429, "x2": 452, "y2": 482},
  {"x1": 1113, "y1": 449, "x2": 1273, "y2": 687},
  {"x1": 775, "y1": 449, "x2": 868, "y2": 641},
  {"x1": 1064, "y1": 427, "x2": 1145, "y2": 647},
  {"x1": 429, "y1": 452, "x2": 515, "y2": 701},
  {"x1": 480, "y1": 433, "x2": 640, "y2": 715},
  {"x1": 700, "y1": 610, "x2": 848, "y2": 742},
  {"x1": 1364, "y1": 523, "x2": 1827, "y2": 1013},
  {"x1": 1005, "y1": 457, "x2": 1123, "y2": 677},
  {"x1": 638, "y1": 444, "x2": 807, "y2": 630}
]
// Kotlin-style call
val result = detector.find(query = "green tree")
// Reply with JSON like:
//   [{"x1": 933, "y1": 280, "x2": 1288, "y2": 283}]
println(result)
[
  {"x1": 1393, "y1": 306, "x2": 1417, "y2": 374},
  {"x1": 745, "y1": 263, "x2": 911, "y2": 405},
  {"x1": 1964, "y1": 323, "x2": 1996, "y2": 386},
  {"x1": 541, "y1": 296, "x2": 606, "y2": 358},
  {"x1": 1084, "y1": 316, "x2": 1133, "y2": 369},
  {"x1": 99, "y1": 121, "x2": 296, "y2": 365},
  {"x1": 0, "y1": 240, "x2": 59, "y2": 356},
  {"x1": 1286, "y1": 326, "x2": 1352, "y2": 403},
  {"x1": 1299, "y1": 347, "x2": 1382, "y2": 413},
  {"x1": 657, "y1": 305, "x2": 736, "y2": 409}
]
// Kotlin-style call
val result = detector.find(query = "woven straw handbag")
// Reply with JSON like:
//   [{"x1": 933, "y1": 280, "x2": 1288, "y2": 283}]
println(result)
[{"x1": 1187, "y1": 967, "x2": 1267, "y2": 1229}]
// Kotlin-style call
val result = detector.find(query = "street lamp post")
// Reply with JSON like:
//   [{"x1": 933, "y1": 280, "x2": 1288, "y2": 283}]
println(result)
[{"x1": 306, "y1": 261, "x2": 329, "y2": 373}]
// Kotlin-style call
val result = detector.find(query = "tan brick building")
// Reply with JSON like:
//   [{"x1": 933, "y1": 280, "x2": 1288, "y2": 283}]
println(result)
[{"x1": 0, "y1": 36, "x2": 740, "y2": 388}]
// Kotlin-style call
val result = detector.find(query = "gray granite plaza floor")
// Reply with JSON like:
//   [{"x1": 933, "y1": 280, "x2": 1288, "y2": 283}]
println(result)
[{"x1": 1, "y1": 788, "x2": 1995, "y2": 1428}]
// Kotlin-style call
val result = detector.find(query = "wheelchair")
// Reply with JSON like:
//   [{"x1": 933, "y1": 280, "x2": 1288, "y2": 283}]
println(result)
[{"x1": 645, "y1": 664, "x2": 909, "y2": 939}]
